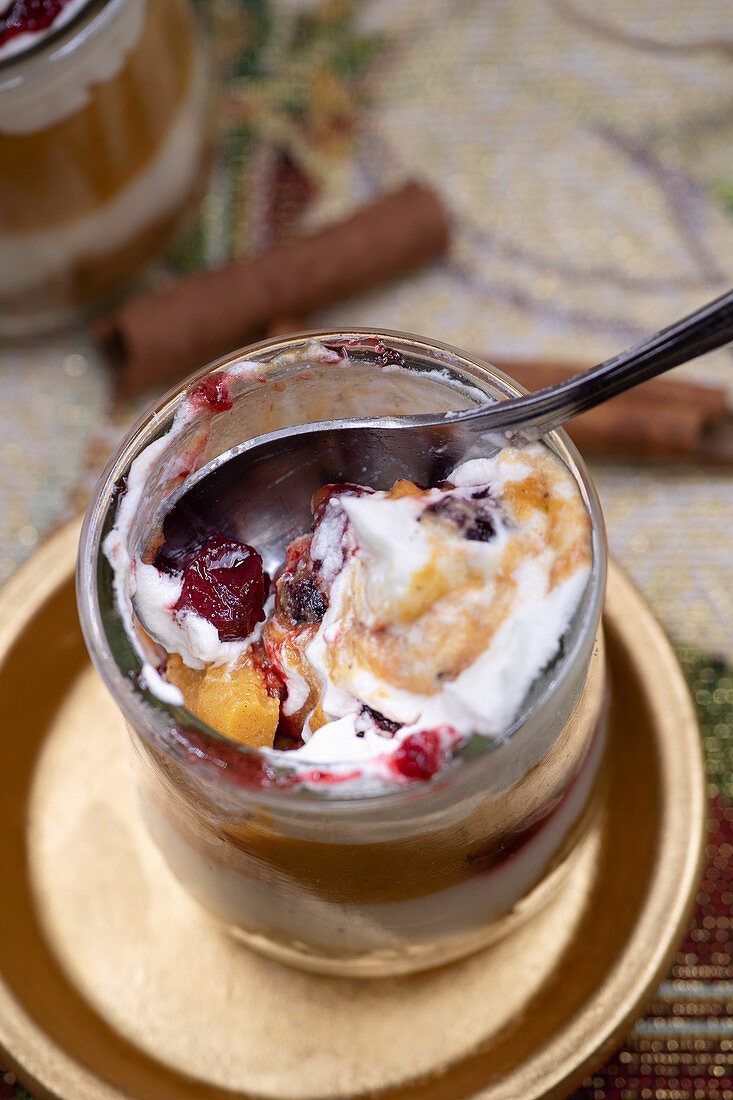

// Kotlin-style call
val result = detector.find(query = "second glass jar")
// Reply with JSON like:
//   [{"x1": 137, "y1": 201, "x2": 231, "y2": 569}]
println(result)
[{"x1": 0, "y1": 0, "x2": 206, "y2": 335}]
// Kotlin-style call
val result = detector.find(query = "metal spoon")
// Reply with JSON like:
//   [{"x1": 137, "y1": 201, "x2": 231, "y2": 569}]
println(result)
[{"x1": 158, "y1": 288, "x2": 733, "y2": 572}]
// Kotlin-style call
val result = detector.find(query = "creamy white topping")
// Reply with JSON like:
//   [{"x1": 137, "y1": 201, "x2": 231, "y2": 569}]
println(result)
[{"x1": 297, "y1": 448, "x2": 590, "y2": 768}]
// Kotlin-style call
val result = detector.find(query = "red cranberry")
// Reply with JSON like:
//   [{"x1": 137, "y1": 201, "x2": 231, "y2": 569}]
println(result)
[
  {"x1": 174, "y1": 536, "x2": 268, "y2": 640},
  {"x1": 0, "y1": 0, "x2": 71, "y2": 46},
  {"x1": 391, "y1": 730, "x2": 445, "y2": 780},
  {"x1": 188, "y1": 375, "x2": 233, "y2": 413}
]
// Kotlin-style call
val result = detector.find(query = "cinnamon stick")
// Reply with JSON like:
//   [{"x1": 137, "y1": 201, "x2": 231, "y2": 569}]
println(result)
[
  {"x1": 98, "y1": 182, "x2": 450, "y2": 395},
  {"x1": 489, "y1": 358, "x2": 730, "y2": 462}
]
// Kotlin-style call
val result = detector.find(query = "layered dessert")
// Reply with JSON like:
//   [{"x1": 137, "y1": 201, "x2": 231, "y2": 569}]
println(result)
[
  {"x1": 134, "y1": 445, "x2": 593, "y2": 792},
  {"x1": 89, "y1": 337, "x2": 607, "y2": 973},
  {"x1": 0, "y1": 0, "x2": 204, "y2": 333}
]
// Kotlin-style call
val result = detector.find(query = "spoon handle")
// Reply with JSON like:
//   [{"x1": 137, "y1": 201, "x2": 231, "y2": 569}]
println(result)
[{"x1": 466, "y1": 287, "x2": 733, "y2": 437}]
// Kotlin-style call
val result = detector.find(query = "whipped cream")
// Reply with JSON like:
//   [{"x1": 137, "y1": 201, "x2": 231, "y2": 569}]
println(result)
[{"x1": 289, "y1": 448, "x2": 591, "y2": 772}]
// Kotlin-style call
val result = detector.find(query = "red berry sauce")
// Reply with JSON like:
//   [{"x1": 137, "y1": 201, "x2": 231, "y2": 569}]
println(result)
[
  {"x1": 391, "y1": 729, "x2": 446, "y2": 781},
  {"x1": 188, "y1": 374, "x2": 234, "y2": 414},
  {"x1": 166, "y1": 725, "x2": 298, "y2": 790},
  {"x1": 322, "y1": 338, "x2": 405, "y2": 369},
  {"x1": 0, "y1": 0, "x2": 73, "y2": 47},
  {"x1": 174, "y1": 536, "x2": 269, "y2": 641}
]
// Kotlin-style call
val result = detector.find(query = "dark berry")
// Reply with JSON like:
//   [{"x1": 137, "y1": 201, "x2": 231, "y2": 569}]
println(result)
[
  {"x1": 174, "y1": 535, "x2": 268, "y2": 640},
  {"x1": 111, "y1": 473, "x2": 129, "y2": 505},
  {"x1": 273, "y1": 533, "x2": 328, "y2": 625},
  {"x1": 371, "y1": 340, "x2": 405, "y2": 368},
  {"x1": 0, "y1": 0, "x2": 71, "y2": 47},
  {"x1": 392, "y1": 730, "x2": 444, "y2": 780},
  {"x1": 362, "y1": 704, "x2": 402, "y2": 736},
  {"x1": 155, "y1": 498, "x2": 240, "y2": 574},
  {"x1": 464, "y1": 515, "x2": 495, "y2": 542},
  {"x1": 421, "y1": 494, "x2": 496, "y2": 542},
  {"x1": 275, "y1": 570, "x2": 327, "y2": 625}
]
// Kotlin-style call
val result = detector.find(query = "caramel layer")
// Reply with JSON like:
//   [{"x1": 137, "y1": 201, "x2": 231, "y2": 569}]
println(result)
[{"x1": 0, "y1": 0, "x2": 195, "y2": 232}]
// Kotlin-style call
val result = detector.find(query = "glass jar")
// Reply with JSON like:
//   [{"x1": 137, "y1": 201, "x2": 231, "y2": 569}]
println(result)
[
  {"x1": 0, "y1": 0, "x2": 206, "y2": 336},
  {"x1": 77, "y1": 330, "x2": 608, "y2": 976}
]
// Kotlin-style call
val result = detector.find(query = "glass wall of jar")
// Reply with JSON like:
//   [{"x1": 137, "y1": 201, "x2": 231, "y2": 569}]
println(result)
[
  {"x1": 78, "y1": 331, "x2": 608, "y2": 976},
  {"x1": 0, "y1": 0, "x2": 206, "y2": 335}
]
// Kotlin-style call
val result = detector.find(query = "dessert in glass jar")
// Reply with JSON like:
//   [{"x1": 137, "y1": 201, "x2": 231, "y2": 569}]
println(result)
[
  {"x1": 77, "y1": 330, "x2": 608, "y2": 976},
  {"x1": 0, "y1": 0, "x2": 205, "y2": 336}
]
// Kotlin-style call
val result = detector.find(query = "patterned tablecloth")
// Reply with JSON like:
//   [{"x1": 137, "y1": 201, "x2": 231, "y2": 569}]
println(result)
[{"x1": 1, "y1": 1, "x2": 732, "y2": 1096}]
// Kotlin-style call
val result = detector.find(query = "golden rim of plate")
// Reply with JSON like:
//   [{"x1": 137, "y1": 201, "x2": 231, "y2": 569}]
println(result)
[{"x1": 0, "y1": 521, "x2": 706, "y2": 1100}]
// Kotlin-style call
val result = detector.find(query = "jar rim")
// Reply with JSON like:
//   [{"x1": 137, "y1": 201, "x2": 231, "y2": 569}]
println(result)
[
  {"x1": 0, "y1": 0, "x2": 121, "y2": 78},
  {"x1": 77, "y1": 327, "x2": 608, "y2": 810}
]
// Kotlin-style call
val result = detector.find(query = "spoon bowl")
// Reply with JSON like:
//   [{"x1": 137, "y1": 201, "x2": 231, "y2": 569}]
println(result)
[
  {"x1": 158, "y1": 289, "x2": 733, "y2": 569},
  {"x1": 158, "y1": 415, "x2": 488, "y2": 574}
]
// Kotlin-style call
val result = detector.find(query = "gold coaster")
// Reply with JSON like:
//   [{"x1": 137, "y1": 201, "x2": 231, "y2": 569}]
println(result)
[{"x1": 0, "y1": 523, "x2": 705, "y2": 1100}]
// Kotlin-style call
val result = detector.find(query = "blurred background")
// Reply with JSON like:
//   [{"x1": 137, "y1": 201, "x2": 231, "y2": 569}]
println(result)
[{"x1": 0, "y1": 0, "x2": 732, "y2": 1096}]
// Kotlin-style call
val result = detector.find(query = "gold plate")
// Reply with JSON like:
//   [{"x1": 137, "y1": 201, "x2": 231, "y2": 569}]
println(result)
[{"x1": 0, "y1": 523, "x2": 705, "y2": 1100}]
